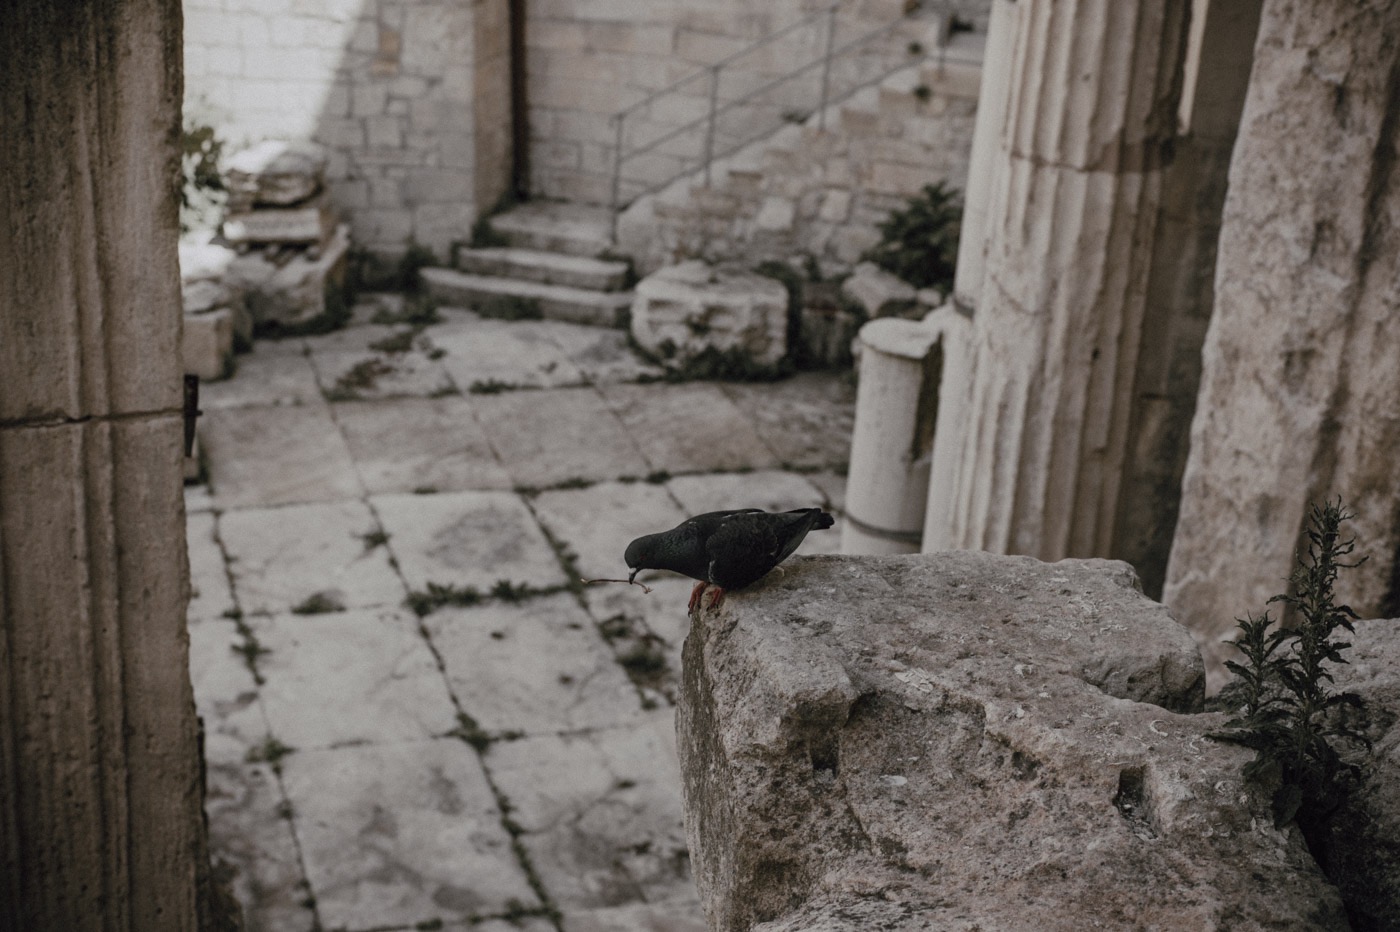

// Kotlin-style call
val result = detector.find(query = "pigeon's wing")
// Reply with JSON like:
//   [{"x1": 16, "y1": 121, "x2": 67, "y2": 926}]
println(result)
[
  {"x1": 629, "y1": 509, "x2": 764, "y2": 580},
  {"x1": 705, "y1": 509, "x2": 824, "y2": 591},
  {"x1": 677, "y1": 509, "x2": 763, "y2": 539}
]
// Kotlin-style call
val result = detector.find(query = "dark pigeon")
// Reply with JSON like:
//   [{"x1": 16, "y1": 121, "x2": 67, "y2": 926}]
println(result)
[{"x1": 625, "y1": 508, "x2": 835, "y2": 611}]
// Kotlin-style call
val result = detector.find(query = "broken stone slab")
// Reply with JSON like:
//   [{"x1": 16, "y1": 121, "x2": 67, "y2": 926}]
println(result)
[
  {"x1": 222, "y1": 139, "x2": 328, "y2": 211},
  {"x1": 630, "y1": 260, "x2": 789, "y2": 374},
  {"x1": 224, "y1": 223, "x2": 350, "y2": 329},
  {"x1": 221, "y1": 196, "x2": 337, "y2": 248},
  {"x1": 840, "y1": 260, "x2": 917, "y2": 319},
  {"x1": 678, "y1": 551, "x2": 1350, "y2": 931}
]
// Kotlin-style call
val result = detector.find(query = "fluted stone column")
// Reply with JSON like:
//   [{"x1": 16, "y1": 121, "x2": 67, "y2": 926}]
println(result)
[
  {"x1": 1165, "y1": 0, "x2": 1400, "y2": 679},
  {"x1": 924, "y1": 0, "x2": 1191, "y2": 560},
  {"x1": 0, "y1": 0, "x2": 208, "y2": 928},
  {"x1": 949, "y1": 0, "x2": 1017, "y2": 314}
]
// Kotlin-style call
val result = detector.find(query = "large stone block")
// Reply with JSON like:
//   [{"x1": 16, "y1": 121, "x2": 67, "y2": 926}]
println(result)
[
  {"x1": 223, "y1": 139, "x2": 329, "y2": 210},
  {"x1": 678, "y1": 551, "x2": 1350, "y2": 931},
  {"x1": 840, "y1": 260, "x2": 916, "y2": 318},
  {"x1": 630, "y1": 261, "x2": 789, "y2": 373},
  {"x1": 182, "y1": 307, "x2": 235, "y2": 380},
  {"x1": 224, "y1": 223, "x2": 351, "y2": 328}
]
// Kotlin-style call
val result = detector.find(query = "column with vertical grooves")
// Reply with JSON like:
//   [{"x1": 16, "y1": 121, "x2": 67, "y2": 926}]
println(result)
[
  {"x1": 0, "y1": 0, "x2": 207, "y2": 928},
  {"x1": 927, "y1": 0, "x2": 1190, "y2": 562}
]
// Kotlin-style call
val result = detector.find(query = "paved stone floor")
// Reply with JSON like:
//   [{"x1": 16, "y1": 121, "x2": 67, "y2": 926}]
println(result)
[{"x1": 185, "y1": 294, "x2": 855, "y2": 932}]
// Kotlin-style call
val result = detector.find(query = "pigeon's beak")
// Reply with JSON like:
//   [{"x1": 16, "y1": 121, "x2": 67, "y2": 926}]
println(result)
[{"x1": 628, "y1": 567, "x2": 638, "y2": 584}]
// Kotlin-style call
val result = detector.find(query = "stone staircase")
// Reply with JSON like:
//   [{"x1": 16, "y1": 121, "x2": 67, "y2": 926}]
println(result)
[
  {"x1": 615, "y1": 32, "x2": 983, "y2": 276},
  {"x1": 420, "y1": 202, "x2": 635, "y2": 328}
]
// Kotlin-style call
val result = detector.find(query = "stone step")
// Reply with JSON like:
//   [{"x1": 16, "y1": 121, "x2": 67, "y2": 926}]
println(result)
[
  {"x1": 454, "y1": 246, "x2": 630, "y2": 292},
  {"x1": 487, "y1": 201, "x2": 615, "y2": 258},
  {"x1": 420, "y1": 267, "x2": 633, "y2": 329}
]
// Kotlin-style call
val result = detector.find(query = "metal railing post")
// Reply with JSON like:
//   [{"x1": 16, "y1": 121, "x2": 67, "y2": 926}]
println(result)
[
  {"x1": 609, "y1": 112, "x2": 625, "y2": 242},
  {"x1": 817, "y1": 3, "x2": 838, "y2": 131},
  {"x1": 703, "y1": 65, "x2": 720, "y2": 186}
]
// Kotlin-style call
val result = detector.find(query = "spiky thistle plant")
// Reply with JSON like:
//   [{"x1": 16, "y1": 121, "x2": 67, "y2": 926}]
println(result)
[{"x1": 1212, "y1": 500, "x2": 1370, "y2": 830}]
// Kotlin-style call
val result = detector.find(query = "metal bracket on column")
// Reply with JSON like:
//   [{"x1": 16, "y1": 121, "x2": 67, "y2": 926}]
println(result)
[{"x1": 183, "y1": 374, "x2": 201, "y2": 457}]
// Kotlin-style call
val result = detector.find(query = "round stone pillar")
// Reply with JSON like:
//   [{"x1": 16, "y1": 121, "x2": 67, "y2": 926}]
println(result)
[
  {"x1": 924, "y1": 0, "x2": 1191, "y2": 560},
  {"x1": 842, "y1": 319, "x2": 945, "y2": 554}
]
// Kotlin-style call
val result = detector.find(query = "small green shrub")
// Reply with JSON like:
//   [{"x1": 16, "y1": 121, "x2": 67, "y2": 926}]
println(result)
[
  {"x1": 862, "y1": 182, "x2": 962, "y2": 291},
  {"x1": 1211, "y1": 500, "x2": 1370, "y2": 834}
]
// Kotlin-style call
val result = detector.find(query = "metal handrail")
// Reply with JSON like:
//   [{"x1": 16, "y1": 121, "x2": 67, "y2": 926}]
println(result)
[
  {"x1": 614, "y1": 5, "x2": 841, "y2": 121},
  {"x1": 608, "y1": 3, "x2": 955, "y2": 239}
]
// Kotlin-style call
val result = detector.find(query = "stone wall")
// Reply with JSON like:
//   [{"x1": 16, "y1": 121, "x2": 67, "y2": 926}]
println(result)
[
  {"x1": 184, "y1": 0, "x2": 512, "y2": 256},
  {"x1": 526, "y1": 0, "x2": 988, "y2": 206},
  {"x1": 616, "y1": 38, "x2": 981, "y2": 276},
  {"x1": 183, "y1": 0, "x2": 991, "y2": 257}
]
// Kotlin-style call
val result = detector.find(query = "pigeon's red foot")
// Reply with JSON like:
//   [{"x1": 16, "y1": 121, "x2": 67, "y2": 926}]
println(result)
[
  {"x1": 706, "y1": 587, "x2": 727, "y2": 610},
  {"x1": 688, "y1": 581, "x2": 709, "y2": 612}
]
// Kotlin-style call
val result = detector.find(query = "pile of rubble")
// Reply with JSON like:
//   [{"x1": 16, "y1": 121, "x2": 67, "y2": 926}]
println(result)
[{"x1": 180, "y1": 140, "x2": 351, "y2": 380}]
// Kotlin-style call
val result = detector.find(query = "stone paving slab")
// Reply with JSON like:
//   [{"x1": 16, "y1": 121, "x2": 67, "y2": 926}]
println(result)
[
  {"x1": 202, "y1": 347, "x2": 323, "y2": 409},
  {"x1": 514, "y1": 319, "x2": 665, "y2": 385},
  {"x1": 187, "y1": 511, "x2": 236, "y2": 622},
  {"x1": 431, "y1": 317, "x2": 586, "y2": 391},
  {"x1": 471, "y1": 388, "x2": 651, "y2": 488},
  {"x1": 186, "y1": 310, "x2": 861, "y2": 931},
  {"x1": 205, "y1": 760, "x2": 316, "y2": 932},
  {"x1": 374, "y1": 490, "x2": 569, "y2": 593},
  {"x1": 665, "y1": 469, "x2": 830, "y2": 517},
  {"x1": 218, "y1": 500, "x2": 404, "y2": 615},
  {"x1": 282, "y1": 740, "x2": 538, "y2": 931},
  {"x1": 803, "y1": 469, "x2": 848, "y2": 513},
  {"x1": 252, "y1": 609, "x2": 459, "y2": 749},
  {"x1": 463, "y1": 919, "x2": 556, "y2": 932},
  {"x1": 301, "y1": 321, "x2": 402, "y2": 355},
  {"x1": 718, "y1": 373, "x2": 855, "y2": 469},
  {"x1": 187, "y1": 618, "x2": 266, "y2": 767},
  {"x1": 426, "y1": 593, "x2": 644, "y2": 735},
  {"x1": 312, "y1": 348, "x2": 457, "y2": 401},
  {"x1": 334, "y1": 396, "x2": 512, "y2": 494},
  {"x1": 487, "y1": 713, "x2": 693, "y2": 910},
  {"x1": 582, "y1": 577, "x2": 696, "y2": 677},
  {"x1": 203, "y1": 403, "x2": 363, "y2": 508},
  {"x1": 561, "y1": 902, "x2": 708, "y2": 932},
  {"x1": 596, "y1": 383, "x2": 780, "y2": 474},
  {"x1": 530, "y1": 480, "x2": 686, "y2": 581}
]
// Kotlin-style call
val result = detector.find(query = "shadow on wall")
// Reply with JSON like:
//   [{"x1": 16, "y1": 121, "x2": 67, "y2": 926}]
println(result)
[{"x1": 183, "y1": 0, "x2": 513, "y2": 259}]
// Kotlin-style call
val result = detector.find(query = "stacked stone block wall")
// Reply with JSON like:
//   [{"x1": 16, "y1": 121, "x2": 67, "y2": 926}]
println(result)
[
  {"x1": 183, "y1": 0, "x2": 991, "y2": 256},
  {"x1": 184, "y1": 0, "x2": 511, "y2": 257},
  {"x1": 616, "y1": 40, "x2": 982, "y2": 276},
  {"x1": 527, "y1": 0, "x2": 989, "y2": 205}
]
